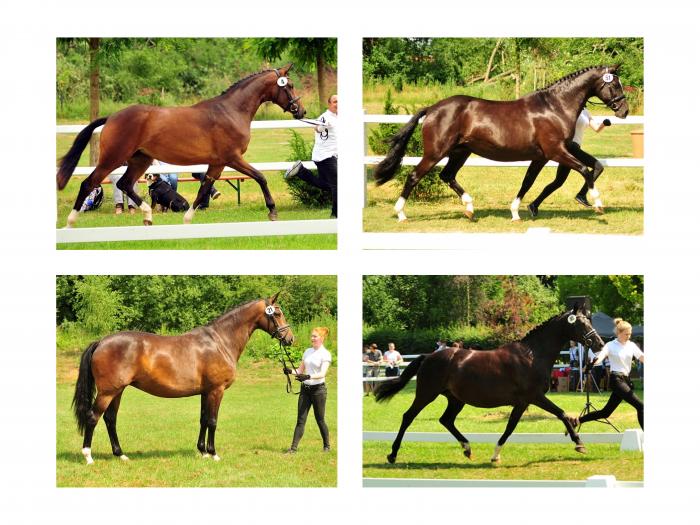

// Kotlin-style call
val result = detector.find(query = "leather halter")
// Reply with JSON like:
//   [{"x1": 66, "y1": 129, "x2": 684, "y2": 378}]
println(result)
[
  {"x1": 264, "y1": 298, "x2": 291, "y2": 342},
  {"x1": 273, "y1": 69, "x2": 301, "y2": 114}
]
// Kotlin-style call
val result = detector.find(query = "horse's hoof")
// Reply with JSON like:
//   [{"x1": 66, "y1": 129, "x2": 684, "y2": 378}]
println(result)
[
  {"x1": 463, "y1": 450, "x2": 472, "y2": 460},
  {"x1": 594, "y1": 207, "x2": 604, "y2": 214},
  {"x1": 511, "y1": 218, "x2": 521, "y2": 222},
  {"x1": 575, "y1": 445, "x2": 587, "y2": 454},
  {"x1": 212, "y1": 454, "x2": 221, "y2": 461},
  {"x1": 268, "y1": 212, "x2": 278, "y2": 221},
  {"x1": 387, "y1": 454, "x2": 396, "y2": 464},
  {"x1": 490, "y1": 457, "x2": 501, "y2": 464},
  {"x1": 143, "y1": 219, "x2": 152, "y2": 226},
  {"x1": 201, "y1": 453, "x2": 211, "y2": 459},
  {"x1": 464, "y1": 210, "x2": 474, "y2": 221},
  {"x1": 119, "y1": 454, "x2": 129, "y2": 461}
]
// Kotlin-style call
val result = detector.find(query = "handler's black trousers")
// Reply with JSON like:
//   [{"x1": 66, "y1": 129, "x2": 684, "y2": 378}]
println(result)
[
  {"x1": 531, "y1": 142, "x2": 601, "y2": 207},
  {"x1": 296, "y1": 156, "x2": 338, "y2": 217},
  {"x1": 291, "y1": 383, "x2": 330, "y2": 450},
  {"x1": 579, "y1": 373, "x2": 644, "y2": 429}
]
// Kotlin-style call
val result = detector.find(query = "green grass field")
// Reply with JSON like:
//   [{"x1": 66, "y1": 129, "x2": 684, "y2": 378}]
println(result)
[
  {"x1": 56, "y1": 127, "x2": 337, "y2": 249},
  {"x1": 363, "y1": 384, "x2": 643, "y2": 481},
  {"x1": 57, "y1": 357, "x2": 337, "y2": 487}
]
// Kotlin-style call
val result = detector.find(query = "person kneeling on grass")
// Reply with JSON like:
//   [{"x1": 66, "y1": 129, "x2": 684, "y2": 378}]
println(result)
[{"x1": 284, "y1": 94, "x2": 338, "y2": 218}]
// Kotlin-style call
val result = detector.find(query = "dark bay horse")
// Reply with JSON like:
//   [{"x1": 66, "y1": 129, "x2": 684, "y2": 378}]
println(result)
[
  {"x1": 374, "y1": 306, "x2": 604, "y2": 464},
  {"x1": 374, "y1": 65, "x2": 629, "y2": 222},
  {"x1": 57, "y1": 64, "x2": 306, "y2": 228},
  {"x1": 72, "y1": 293, "x2": 294, "y2": 464}
]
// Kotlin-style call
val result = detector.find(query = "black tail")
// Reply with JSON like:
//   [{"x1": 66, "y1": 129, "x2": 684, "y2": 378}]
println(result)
[
  {"x1": 373, "y1": 108, "x2": 428, "y2": 186},
  {"x1": 57, "y1": 117, "x2": 108, "y2": 190},
  {"x1": 72, "y1": 341, "x2": 98, "y2": 435},
  {"x1": 374, "y1": 354, "x2": 426, "y2": 403}
]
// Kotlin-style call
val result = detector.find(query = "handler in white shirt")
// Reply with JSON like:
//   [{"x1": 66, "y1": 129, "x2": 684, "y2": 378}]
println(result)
[
  {"x1": 284, "y1": 94, "x2": 338, "y2": 217},
  {"x1": 579, "y1": 318, "x2": 644, "y2": 429},
  {"x1": 285, "y1": 327, "x2": 332, "y2": 453}
]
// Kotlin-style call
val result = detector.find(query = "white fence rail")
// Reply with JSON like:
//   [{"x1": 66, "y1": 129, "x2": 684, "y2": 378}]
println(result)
[
  {"x1": 56, "y1": 219, "x2": 337, "y2": 244},
  {"x1": 363, "y1": 476, "x2": 642, "y2": 488}
]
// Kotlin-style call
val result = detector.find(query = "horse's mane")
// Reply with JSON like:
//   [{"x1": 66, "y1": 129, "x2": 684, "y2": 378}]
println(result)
[
  {"x1": 219, "y1": 69, "x2": 273, "y2": 96},
  {"x1": 538, "y1": 65, "x2": 608, "y2": 93},
  {"x1": 208, "y1": 298, "x2": 262, "y2": 326},
  {"x1": 520, "y1": 311, "x2": 567, "y2": 343}
]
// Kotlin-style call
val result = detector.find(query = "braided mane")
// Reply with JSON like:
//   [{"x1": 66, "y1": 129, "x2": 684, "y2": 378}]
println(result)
[
  {"x1": 220, "y1": 69, "x2": 273, "y2": 96},
  {"x1": 520, "y1": 311, "x2": 567, "y2": 341},
  {"x1": 538, "y1": 65, "x2": 608, "y2": 92}
]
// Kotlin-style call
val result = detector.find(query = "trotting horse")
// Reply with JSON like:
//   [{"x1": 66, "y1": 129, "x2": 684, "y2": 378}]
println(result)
[
  {"x1": 72, "y1": 293, "x2": 294, "y2": 464},
  {"x1": 374, "y1": 305, "x2": 604, "y2": 464},
  {"x1": 57, "y1": 64, "x2": 306, "y2": 228},
  {"x1": 373, "y1": 65, "x2": 629, "y2": 222}
]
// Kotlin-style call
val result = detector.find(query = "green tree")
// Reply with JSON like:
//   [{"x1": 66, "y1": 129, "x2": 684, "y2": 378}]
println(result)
[{"x1": 252, "y1": 38, "x2": 337, "y2": 109}]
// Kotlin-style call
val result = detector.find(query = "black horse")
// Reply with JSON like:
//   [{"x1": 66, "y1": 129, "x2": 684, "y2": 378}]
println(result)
[
  {"x1": 375, "y1": 306, "x2": 604, "y2": 464},
  {"x1": 374, "y1": 65, "x2": 629, "y2": 221}
]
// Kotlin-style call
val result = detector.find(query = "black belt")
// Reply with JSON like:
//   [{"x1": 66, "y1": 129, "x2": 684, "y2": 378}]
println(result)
[
  {"x1": 610, "y1": 372, "x2": 629, "y2": 378},
  {"x1": 302, "y1": 382, "x2": 325, "y2": 390}
]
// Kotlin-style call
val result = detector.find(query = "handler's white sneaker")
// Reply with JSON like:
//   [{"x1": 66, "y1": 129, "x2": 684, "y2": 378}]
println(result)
[{"x1": 284, "y1": 160, "x2": 303, "y2": 180}]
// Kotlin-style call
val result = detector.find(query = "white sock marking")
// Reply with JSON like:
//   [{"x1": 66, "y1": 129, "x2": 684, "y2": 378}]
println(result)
[
  {"x1": 66, "y1": 209, "x2": 79, "y2": 228},
  {"x1": 184, "y1": 207, "x2": 195, "y2": 224},
  {"x1": 510, "y1": 198, "x2": 521, "y2": 220},
  {"x1": 82, "y1": 447, "x2": 94, "y2": 465},
  {"x1": 589, "y1": 188, "x2": 600, "y2": 199}
]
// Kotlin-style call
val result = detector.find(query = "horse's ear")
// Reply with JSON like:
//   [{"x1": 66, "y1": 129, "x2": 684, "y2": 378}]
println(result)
[
  {"x1": 280, "y1": 63, "x2": 293, "y2": 75},
  {"x1": 610, "y1": 63, "x2": 621, "y2": 73},
  {"x1": 270, "y1": 291, "x2": 281, "y2": 304}
]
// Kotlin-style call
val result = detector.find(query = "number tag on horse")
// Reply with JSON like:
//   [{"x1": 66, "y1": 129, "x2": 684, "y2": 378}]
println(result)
[
  {"x1": 602, "y1": 73, "x2": 614, "y2": 83},
  {"x1": 277, "y1": 76, "x2": 289, "y2": 87},
  {"x1": 265, "y1": 305, "x2": 275, "y2": 316},
  {"x1": 567, "y1": 314, "x2": 577, "y2": 324}
]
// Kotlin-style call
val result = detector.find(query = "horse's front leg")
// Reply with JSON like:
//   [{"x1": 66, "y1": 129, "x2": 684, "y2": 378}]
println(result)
[
  {"x1": 184, "y1": 165, "x2": 224, "y2": 224},
  {"x1": 532, "y1": 394, "x2": 586, "y2": 454},
  {"x1": 511, "y1": 159, "x2": 546, "y2": 221},
  {"x1": 203, "y1": 387, "x2": 225, "y2": 461},
  {"x1": 550, "y1": 147, "x2": 604, "y2": 214},
  {"x1": 227, "y1": 157, "x2": 277, "y2": 221}
]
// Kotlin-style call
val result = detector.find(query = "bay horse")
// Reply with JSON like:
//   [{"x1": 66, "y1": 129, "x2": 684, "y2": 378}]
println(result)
[
  {"x1": 57, "y1": 64, "x2": 306, "y2": 228},
  {"x1": 374, "y1": 305, "x2": 604, "y2": 464},
  {"x1": 72, "y1": 293, "x2": 294, "y2": 464},
  {"x1": 373, "y1": 65, "x2": 629, "y2": 222}
]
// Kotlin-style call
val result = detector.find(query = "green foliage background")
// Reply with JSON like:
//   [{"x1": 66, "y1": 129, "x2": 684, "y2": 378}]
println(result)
[{"x1": 363, "y1": 275, "x2": 643, "y2": 352}]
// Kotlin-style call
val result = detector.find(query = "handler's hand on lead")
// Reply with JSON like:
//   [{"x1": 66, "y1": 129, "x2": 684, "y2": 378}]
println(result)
[
  {"x1": 603, "y1": 119, "x2": 611, "y2": 126},
  {"x1": 282, "y1": 367, "x2": 293, "y2": 375},
  {"x1": 295, "y1": 374, "x2": 310, "y2": 382}
]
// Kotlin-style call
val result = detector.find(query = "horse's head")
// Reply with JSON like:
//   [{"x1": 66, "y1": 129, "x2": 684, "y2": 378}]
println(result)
[
  {"x1": 258, "y1": 292, "x2": 295, "y2": 346},
  {"x1": 563, "y1": 304, "x2": 604, "y2": 352},
  {"x1": 592, "y1": 64, "x2": 629, "y2": 118},
  {"x1": 270, "y1": 64, "x2": 306, "y2": 119}
]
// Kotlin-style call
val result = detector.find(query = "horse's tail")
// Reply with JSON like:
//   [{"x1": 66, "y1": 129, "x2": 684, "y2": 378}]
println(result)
[
  {"x1": 72, "y1": 341, "x2": 99, "y2": 435},
  {"x1": 373, "y1": 108, "x2": 428, "y2": 185},
  {"x1": 375, "y1": 354, "x2": 426, "y2": 403},
  {"x1": 57, "y1": 117, "x2": 108, "y2": 190}
]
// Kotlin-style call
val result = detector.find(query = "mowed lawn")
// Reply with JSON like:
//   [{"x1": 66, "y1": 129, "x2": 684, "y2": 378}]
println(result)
[
  {"x1": 363, "y1": 384, "x2": 643, "y2": 482},
  {"x1": 363, "y1": 108, "x2": 644, "y2": 235},
  {"x1": 57, "y1": 358, "x2": 337, "y2": 487},
  {"x1": 55, "y1": 127, "x2": 336, "y2": 249}
]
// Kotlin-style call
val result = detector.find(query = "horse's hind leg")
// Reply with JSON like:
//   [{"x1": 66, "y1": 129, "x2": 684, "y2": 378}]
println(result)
[
  {"x1": 81, "y1": 391, "x2": 117, "y2": 464},
  {"x1": 394, "y1": 155, "x2": 442, "y2": 222},
  {"x1": 440, "y1": 148, "x2": 475, "y2": 219},
  {"x1": 549, "y1": 147, "x2": 604, "y2": 213},
  {"x1": 226, "y1": 156, "x2": 279, "y2": 221},
  {"x1": 511, "y1": 160, "x2": 546, "y2": 221},
  {"x1": 116, "y1": 152, "x2": 155, "y2": 225},
  {"x1": 184, "y1": 165, "x2": 225, "y2": 224},
  {"x1": 103, "y1": 391, "x2": 128, "y2": 461},
  {"x1": 387, "y1": 388, "x2": 441, "y2": 463},
  {"x1": 66, "y1": 164, "x2": 121, "y2": 228},
  {"x1": 532, "y1": 394, "x2": 586, "y2": 454},
  {"x1": 491, "y1": 404, "x2": 527, "y2": 463},
  {"x1": 571, "y1": 145, "x2": 604, "y2": 204},
  {"x1": 438, "y1": 394, "x2": 472, "y2": 459}
]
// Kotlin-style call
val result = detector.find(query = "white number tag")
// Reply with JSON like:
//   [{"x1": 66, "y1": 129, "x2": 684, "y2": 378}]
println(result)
[
  {"x1": 265, "y1": 305, "x2": 275, "y2": 315},
  {"x1": 602, "y1": 73, "x2": 614, "y2": 83},
  {"x1": 277, "y1": 76, "x2": 289, "y2": 87},
  {"x1": 567, "y1": 314, "x2": 577, "y2": 324}
]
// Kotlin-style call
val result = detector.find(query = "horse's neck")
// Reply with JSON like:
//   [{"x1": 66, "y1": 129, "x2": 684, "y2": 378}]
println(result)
[
  {"x1": 547, "y1": 71, "x2": 598, "y2": 123},
  {"x1": 210, "y1": 306, "x2": 259, "y2": 362},
  {"x1": 523, "y1": 321, "x2": 567, "y2": 367},
  {"x1": 220, "y1": 80, "x2": 272, "y2": 122}
]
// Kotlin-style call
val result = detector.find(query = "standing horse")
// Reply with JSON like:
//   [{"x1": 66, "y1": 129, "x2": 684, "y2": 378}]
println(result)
[
  {"x1": 57, "y1": 64, "x2": 306, "y2": 228},
  {"x1": 374, "y1": 306, "x2": 604, "y2": 464},
  {"x1": 373, "y1": 65, "x2": 629, "y2": 222},
  {"x1": 72, "y1": 293, "x2": 294, "y2": 464}
]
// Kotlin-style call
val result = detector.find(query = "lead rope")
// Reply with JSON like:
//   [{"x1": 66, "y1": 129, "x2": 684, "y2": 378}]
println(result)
[{"x1": 278, "y1": 339, "x2": 300, "y2": 395}]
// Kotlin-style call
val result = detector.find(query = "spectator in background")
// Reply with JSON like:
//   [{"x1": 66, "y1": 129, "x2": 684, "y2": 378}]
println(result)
[
  {"x1": 383, "y1": 342, "x2": 403, "y2": 378},
  {"x1": 155, "y1": 160, "x2": 178, "y2": 191},
  {"x1": 435, "y1": 339, "x2": 447, "y2": 352}
]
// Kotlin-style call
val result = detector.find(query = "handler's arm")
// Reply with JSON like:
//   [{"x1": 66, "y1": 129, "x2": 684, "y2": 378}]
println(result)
[{"x1": 308, "y1": 361, "x2": 330, "y2": 381}]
